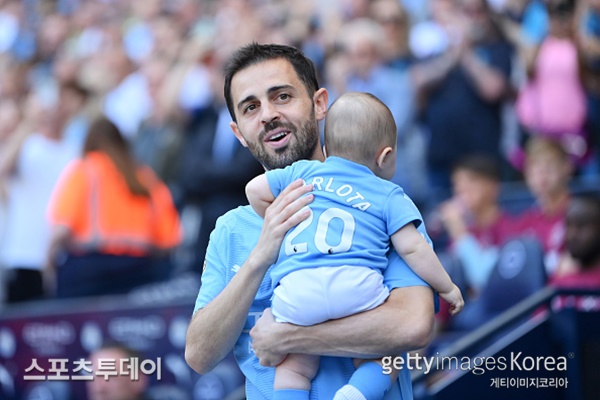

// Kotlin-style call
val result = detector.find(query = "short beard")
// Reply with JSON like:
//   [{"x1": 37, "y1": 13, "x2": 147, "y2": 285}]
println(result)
[{"x1": 245, "y1": 109, "x2": 319, "y2": 170}]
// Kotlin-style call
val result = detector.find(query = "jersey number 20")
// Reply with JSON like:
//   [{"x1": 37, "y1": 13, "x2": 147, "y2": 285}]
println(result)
[{"x1": 284, "y1": 207, "x2": 356, "y2": 256}]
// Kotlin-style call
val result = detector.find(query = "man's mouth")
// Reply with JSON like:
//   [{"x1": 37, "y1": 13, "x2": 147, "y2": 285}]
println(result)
[
  {"x1": 263, "y1": 126, "x2": 294, "y2": 150},
  {"x1": 266, "y1": 129, "x2": 290, "y2": 142}
]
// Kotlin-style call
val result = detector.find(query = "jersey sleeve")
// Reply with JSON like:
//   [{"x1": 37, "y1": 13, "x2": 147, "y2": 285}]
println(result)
[
  {"x1": 384, "y1": 186, "x2": 423, "y2": 236},
  {"x1": 383, "y1": 187, "x2": 440, "y2": 312},
  {"x1": 265, "y1": 164, "x2": 295, "y2": 198},
  {"x1": 194, "y1": 215, "x2": 231, "y2": 313}
]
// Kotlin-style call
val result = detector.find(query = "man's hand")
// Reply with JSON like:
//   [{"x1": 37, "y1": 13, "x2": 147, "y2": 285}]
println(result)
[
  {"x1": 250, "y1": 180, "x2": 313, "y2": 271},
  {"x1": 250, "y1": 308, "x2": 288, "y2": 366}
]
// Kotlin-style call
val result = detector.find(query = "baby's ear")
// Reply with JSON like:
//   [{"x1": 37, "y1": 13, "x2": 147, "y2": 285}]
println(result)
[{"x1": 376, "y1": 146, "x2": 394, "y2": 168}]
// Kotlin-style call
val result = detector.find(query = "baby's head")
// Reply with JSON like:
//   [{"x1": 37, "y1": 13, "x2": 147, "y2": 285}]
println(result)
[{"x1": 324, "y1": 92, "x2": 397, "y2": 180}]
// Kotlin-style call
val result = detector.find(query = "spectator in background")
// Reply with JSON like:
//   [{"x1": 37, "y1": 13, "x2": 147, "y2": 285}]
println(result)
[
  {"x1": 515, "y1": 0, "x2": 589, "y2": 168},
  {"x1": 438, "y1": 154, "x2": 515, "y2": 296},
  {"x1": 121, "y1": 0, "x2": 163, "y2": 64},
  {"x1": 370, "y1": 0, "x2": 413, "y2": 70},
  {"x1": 46, "y1": 117, "x2": 181, "y2": 298},
  {"x1": 102, "y1": 46, "x2": 150, "y2": 140},
  {"x1": 59, "y1": 81, "x2": 93, "y2": 152},
  {"x1": 87, "y1": 341, "x2": 149, "y2": 400},
  {"x1": 514, "y1": 136, "x2": 572, "y2": 275},
  {"x1": 332, "y1": 13, "x2": 459, "y2": 206},
  {"x1": 333, "y1": 18, "x2": 407, "y2": 113},
  {"x1": 551, "y1": 193, "x2": 600, "y2": 288},
  {"x1": 421, "y1": 0, "x2": 513, "y2": 196},
  {"x1": 0, "y1": 93, "x2": 77, "y2": 303},
  {"x1": 495, "y1": 0, "x2": 549, "y2": 65},
  {"x1": 368, "y1": 0, "x2": 432, "y2": 205},
  {"x1": 578, "y1": 0, "x2": 600, "y2": 172},
  {"x1": 131, "y1": 56, "x2": 184, "y2": 187},
  {"x1": 409, "y1": 0, "x2": 456, "y2": 60}
]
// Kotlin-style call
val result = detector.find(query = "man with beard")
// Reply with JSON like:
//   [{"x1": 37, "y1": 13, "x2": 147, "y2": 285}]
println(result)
[
  {"x1": 184, "y1": 43, "x2": 436, "y2": 400},
  {"x1": 551, "y1": 194, "x2": 600, "y2": 289}
]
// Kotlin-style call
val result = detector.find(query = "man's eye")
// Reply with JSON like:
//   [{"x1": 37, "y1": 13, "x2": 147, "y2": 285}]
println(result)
[
  {"x1": 278, "y1": 93, "x2": 290, "y2": 100},
  {"x1": 244, "y1": 104, "x2": 256, "y2": 113}
]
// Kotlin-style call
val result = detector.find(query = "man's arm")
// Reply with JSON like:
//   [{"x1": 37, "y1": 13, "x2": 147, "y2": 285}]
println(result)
[
  {"x1": 250, "y1": 285, "x2": 435, "y2": 366},
  {"x1": 246, "y1": 173, "x2": 276, "y2": 218},
  {"x1": 184, "y1": 180, "x2": 313, "y2": 374}
]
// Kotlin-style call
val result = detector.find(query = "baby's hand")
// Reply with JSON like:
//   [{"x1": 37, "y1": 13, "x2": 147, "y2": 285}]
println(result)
[{"x1": 441, "y1": 284, "x2": 464, "y2": 315}]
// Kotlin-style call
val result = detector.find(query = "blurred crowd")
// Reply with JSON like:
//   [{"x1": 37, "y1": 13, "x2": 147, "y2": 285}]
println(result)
[{"x1": 0, "y1": 0, "x2": 599, "y2": 332}]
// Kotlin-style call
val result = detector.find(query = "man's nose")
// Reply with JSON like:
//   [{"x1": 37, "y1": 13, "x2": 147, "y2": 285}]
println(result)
[{"x1": 261, "y1": 102, "x2": 280, "y2": 124}]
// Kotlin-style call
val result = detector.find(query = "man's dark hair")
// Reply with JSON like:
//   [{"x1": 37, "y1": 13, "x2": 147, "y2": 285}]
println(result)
[
  {"x1": 452, "y1": 154, "x2": 500, "y2": 182},
  {"x1": 223, "y1": 43, "x2": 319, "y2": 122}
]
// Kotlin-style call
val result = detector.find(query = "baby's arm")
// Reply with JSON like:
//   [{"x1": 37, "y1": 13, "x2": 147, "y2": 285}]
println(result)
[
  {"x1": 391, "y1": 223, "x2": 464, "y2": 315},
  {"x1": 246, "y1": 174, "x2": 276, "y2": 218}
]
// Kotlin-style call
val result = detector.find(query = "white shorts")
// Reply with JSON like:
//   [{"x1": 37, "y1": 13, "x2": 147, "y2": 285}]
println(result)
[{"x1": 271, "y1": 266, "x2": 390, "y2": 326}]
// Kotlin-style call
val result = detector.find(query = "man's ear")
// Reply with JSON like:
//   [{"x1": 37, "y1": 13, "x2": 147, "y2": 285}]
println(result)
[
  {"x1": 376, "y1": 146, "x2": 394, "y2": 169},
  {"x1": 230, "y1": 121, "x2": 248, "y2": 148},
  {"x1": 314, "y1": 88, "x2": 329, "y2": 121}
]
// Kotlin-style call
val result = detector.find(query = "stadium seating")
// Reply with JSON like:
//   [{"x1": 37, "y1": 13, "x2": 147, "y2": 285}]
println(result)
[{"x1": 450, "y1": 236, "x2": 547, "y2": 331}]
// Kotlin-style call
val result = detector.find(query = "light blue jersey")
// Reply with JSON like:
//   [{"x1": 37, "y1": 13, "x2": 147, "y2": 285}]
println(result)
[
  {"x1": 194, "y1": 160, "x2": 436, "y2": 399},
  {"x1": 266, "y1": 157, "x2": 422, "y2": 288}
]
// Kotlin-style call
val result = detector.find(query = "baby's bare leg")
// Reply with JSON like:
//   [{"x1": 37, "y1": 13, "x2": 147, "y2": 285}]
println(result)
[{"x1": 274, "y1": 353, "x2": 320, "y2": 390}]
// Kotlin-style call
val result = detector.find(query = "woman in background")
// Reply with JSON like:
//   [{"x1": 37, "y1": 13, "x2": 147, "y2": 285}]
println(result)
[{"x1": 47, "y1": 117, "x2": 181, "y2": 298}]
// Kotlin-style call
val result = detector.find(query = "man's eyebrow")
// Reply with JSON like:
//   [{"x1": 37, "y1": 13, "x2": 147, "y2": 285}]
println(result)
[
  {"x1": 237, "y1": 85, "x2": 295, "y2": 111},
  {"x1": 237, "y1": 95, "x2": 257, "y2": 112},
  {"x1": 267, "y1": 84, "x2": 294, "y2": 95}
]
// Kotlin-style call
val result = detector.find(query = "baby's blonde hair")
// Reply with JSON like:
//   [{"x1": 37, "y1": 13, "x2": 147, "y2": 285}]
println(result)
[{"x1": 324, "y1": 92, "x2": 397, "y2": 167}]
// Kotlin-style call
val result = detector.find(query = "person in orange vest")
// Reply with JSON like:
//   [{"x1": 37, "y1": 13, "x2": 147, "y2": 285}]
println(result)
[{"x1": 46, "y1": 117, "x2": 182, "y2": 298}]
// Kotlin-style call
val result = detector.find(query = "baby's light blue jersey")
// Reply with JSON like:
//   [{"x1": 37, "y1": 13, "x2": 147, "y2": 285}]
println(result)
[
  {"x1": 266, "y1": 157, "x2": 422, "y2": 288},
  {"x1": 195, "y1": 203, "x2": 434, "y2": 400}
]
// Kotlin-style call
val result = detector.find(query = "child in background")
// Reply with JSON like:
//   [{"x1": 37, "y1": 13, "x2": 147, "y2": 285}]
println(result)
[
  {"x1": 515, "y1": 0, "x2": 588, "y2": 166},
  {"x1": 439, "y1": 155, "x2": 515, "y2": 295},
  {"x1": 246, "y1": 92, "x2": 463, "y2": 400},
  {"x1": 513, "y1": 136, "x2": 572, "y2": 276}
]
